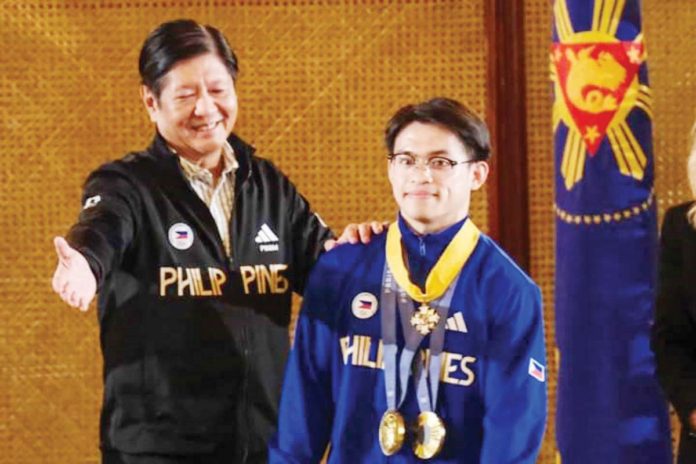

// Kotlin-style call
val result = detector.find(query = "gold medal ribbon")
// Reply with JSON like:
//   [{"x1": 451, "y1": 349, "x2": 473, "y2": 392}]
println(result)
[{"x1": 385, "y1": 220, "x2": 480, "y2": 303}]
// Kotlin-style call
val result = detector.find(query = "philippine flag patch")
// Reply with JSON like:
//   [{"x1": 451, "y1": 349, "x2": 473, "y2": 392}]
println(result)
[
  {"x1": 528, "y1": 358, "x2": 545, "y2": 382},
  {"x1": 168, "y1": 222, "x2": 194, "y2": 250},
  {"x1": 351, "y1": 292, "x2": 378, "y2": 319}
]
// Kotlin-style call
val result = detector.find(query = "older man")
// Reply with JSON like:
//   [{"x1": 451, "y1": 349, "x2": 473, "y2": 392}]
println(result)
[{"x1": 51, "y1": 19, "x2": 380, "y2": 464}]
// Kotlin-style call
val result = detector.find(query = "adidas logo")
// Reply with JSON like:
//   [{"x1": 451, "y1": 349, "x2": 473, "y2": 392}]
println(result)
[
  {"x1": 255, "y1": 223, "x2": 279, "y2": 252},
  {"x1": 445, "y1": 312, "x2": 468, "y2": 333}
]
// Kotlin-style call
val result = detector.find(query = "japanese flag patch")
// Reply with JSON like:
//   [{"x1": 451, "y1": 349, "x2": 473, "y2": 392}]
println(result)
[{"x1": 83, "y1": 195, "x2": 101, "y2": 210}]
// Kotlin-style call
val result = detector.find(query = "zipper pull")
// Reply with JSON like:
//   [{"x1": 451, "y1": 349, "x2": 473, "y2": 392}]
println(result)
[{"x1": 419, "y1": 238, "x2": 426, "y2": 257}]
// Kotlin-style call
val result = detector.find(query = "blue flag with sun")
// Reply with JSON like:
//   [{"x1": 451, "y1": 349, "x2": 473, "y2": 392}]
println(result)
[{"x1": 552, "y1": 0, "x2": 672, "y2": 462}]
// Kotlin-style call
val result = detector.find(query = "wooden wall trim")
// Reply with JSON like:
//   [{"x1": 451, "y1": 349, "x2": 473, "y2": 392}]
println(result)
[{"x1": 484, "y1": 0, "x2": 531, "y2": 271}]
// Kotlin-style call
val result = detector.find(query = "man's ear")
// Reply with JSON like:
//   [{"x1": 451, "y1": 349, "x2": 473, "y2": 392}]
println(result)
[
  {"x1": 470, "y1": 161, "x2": 489, "y2": 191},
  {"x1": 140, "y1": 85, "x2": 158, "y2": 123}
]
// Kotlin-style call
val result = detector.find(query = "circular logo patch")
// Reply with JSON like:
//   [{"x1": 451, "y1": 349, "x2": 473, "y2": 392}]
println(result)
[
  {"x1": 168, "y1": 223, "x2": 194, "y2": 250},
  {"x1": 351, "y1": 292, "x2": 378, "y2": 319}
]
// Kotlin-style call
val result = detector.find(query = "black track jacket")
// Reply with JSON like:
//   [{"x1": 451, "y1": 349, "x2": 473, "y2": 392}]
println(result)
[
  {"x1": 653, "y1": 202, "x2": 696, "y2": 463},
  {"x1": 67, "y1": 132, "x2": 332, "y2": 462}
]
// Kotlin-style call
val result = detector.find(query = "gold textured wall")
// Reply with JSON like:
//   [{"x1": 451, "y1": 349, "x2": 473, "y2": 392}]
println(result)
[
  {"x1": 0, "y1": 1, "x2": 488, "y2": 462},
  {"x1": 645, "y1": 1, "x2": 696, "y2": 214},
  {"x1": 523, "y1": 2, "x2": 556, "y2": 461},
  {"x1": 524, "y1": 0, "x2": 696, "y2": 462}
]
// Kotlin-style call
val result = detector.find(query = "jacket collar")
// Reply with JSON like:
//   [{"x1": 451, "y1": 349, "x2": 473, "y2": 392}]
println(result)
[
  {"x1": 397, "y1": 214, "x2": 467, "y2": 289},
  {"x1": 145, "y1": 131, "x2": 258, "y2": 262},
  {"x1": 148, "y1": 131, "x2": 256, "y2": 190}
]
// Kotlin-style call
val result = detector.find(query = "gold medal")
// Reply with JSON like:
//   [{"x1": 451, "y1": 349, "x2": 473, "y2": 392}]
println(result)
[
  {"x1": 379, "y1": 409, "x2": 406, "y2": 456},
  {"x1": 410, "y1": 303, "x2": 441, "y2": 335},
  {"x1": 412, "y1": 411, "x2": 446, "y2": 459}
]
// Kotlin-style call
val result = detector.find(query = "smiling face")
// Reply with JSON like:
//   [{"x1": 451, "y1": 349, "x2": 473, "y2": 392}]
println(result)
[
  {"x1": 141, "y1": 52, "x2": 238, "y2": 163},
  {"x1": 388, "y1": 121, "x2": 489, "y2": 234}
]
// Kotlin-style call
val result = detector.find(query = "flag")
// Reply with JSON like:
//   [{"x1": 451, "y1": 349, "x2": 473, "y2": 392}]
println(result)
[
  {"x1": 552, "y1": 0, "x2": 673, "y2": 462},
  {"x1": 359, "y1": 300, "x2": 373, "y2": 309},
  {"x1": 529, "y1": 358, "x2": 546, "y2": 383}
]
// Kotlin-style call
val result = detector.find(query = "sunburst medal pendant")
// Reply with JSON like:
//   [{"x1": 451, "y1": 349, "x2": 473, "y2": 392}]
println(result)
[{"x1": 410, "y1": 303, "x2": 440, "y2": 335}]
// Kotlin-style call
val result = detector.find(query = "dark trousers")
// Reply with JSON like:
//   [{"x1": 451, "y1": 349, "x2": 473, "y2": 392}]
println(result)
[{"x1": 102, "y1": 444, "x2": 242, "y2": 464}]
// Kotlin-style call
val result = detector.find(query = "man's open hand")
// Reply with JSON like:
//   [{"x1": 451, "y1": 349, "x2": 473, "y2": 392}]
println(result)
[{"x1": 51, "y1": 237, "x2": 96, "y2": 311}]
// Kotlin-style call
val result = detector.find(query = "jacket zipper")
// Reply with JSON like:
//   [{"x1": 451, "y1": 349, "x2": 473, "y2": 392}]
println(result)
[
  {"x1": 240, "y1": 325, "x2": 250, "y2": 463},
  {"x1": 232, "y1": 164, "x2": 252, "y2": 463}
]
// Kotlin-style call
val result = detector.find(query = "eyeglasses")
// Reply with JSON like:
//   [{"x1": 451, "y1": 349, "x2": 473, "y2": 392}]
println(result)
[{"x1": 387, "y1": 152, "x2": 477, "y2": 174}]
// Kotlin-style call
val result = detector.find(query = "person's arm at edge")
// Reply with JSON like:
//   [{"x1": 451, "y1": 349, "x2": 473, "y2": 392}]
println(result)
[{"x1": 651, "y1": 206, "x2": 696, "y2": 431}]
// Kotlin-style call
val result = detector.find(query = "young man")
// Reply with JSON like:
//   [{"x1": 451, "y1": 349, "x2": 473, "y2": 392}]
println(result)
[{"x1": 270, "y1": 98, "x2": 547, "y2": 463}]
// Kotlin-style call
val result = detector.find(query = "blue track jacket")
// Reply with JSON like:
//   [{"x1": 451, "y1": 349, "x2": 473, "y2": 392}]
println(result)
[{"x1": 270, "y1": 218, "x2": 546, "y2": 463}]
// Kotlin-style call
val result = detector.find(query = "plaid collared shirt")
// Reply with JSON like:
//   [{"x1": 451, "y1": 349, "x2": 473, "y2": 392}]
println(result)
[{"x1": 178, "y1": 142, "x2": 238, "y2": 256}]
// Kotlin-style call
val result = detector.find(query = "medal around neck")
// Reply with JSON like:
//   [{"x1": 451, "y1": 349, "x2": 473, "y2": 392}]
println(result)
[
  {"x1": 413, "y1": 411, "x2": 447, "y2": 459},
  {"x1": 385, "y1": 221, "x2": 480, "y2": 337},
  {"x1": 379, "y1": 409, "x2": 407, "y2": 456},
  {"x1": 410, "y1": 303, "x2": 441, "y2": 335}
]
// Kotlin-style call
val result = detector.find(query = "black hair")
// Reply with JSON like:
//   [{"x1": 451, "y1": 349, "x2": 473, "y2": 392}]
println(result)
[
  {"x1": 138, "y1": 19, "x2": 238, "y2": 98},
  {"x1": 384, "y1": 97, "x2": 491, "y2": 161}
]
